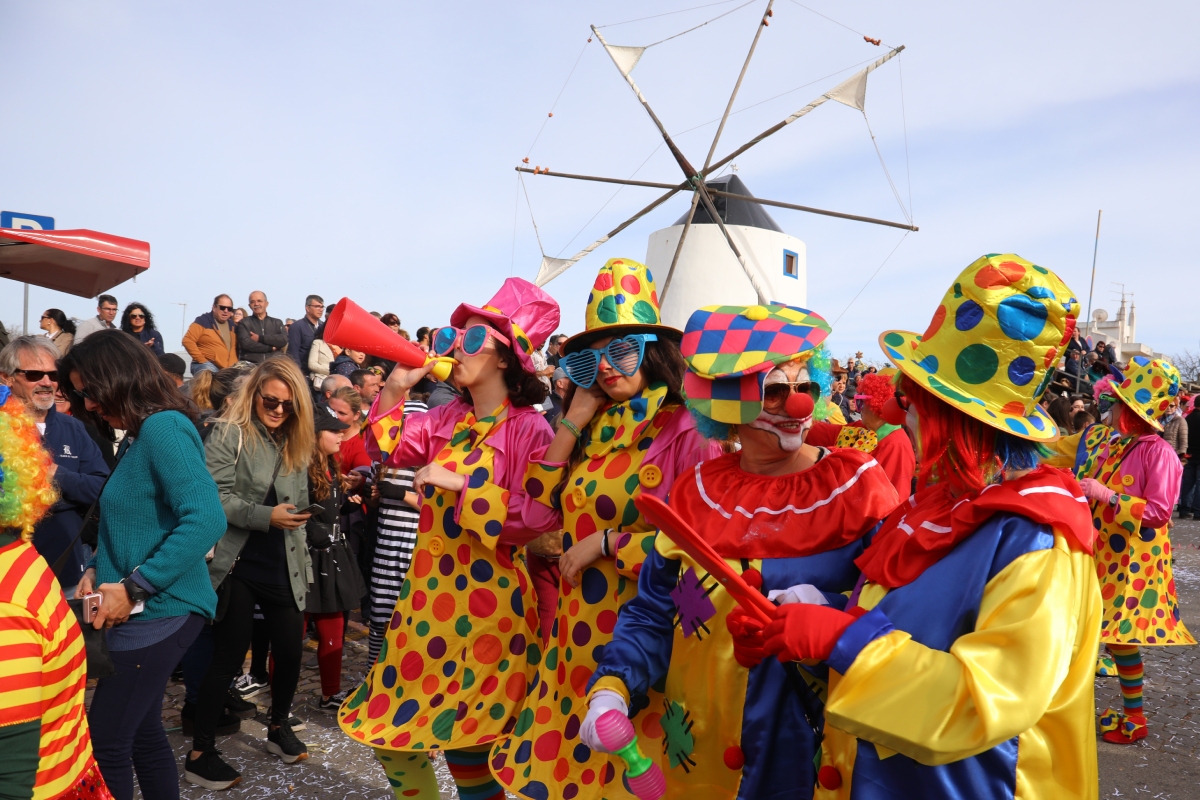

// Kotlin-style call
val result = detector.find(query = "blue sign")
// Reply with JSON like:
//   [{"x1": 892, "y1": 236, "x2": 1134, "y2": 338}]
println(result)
[{"x1": 1, "y1": 211, "x2": 55, "y2": 230}]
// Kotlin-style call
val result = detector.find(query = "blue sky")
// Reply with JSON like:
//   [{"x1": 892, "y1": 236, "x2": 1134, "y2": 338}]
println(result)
[{"x1": 2, "y1": 1, "x2": 1197, "y2": 363}]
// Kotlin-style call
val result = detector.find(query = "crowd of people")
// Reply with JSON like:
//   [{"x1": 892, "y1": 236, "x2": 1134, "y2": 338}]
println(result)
[{"x1": 0, "y1": 257, "x2": 1197, "y2": 800}]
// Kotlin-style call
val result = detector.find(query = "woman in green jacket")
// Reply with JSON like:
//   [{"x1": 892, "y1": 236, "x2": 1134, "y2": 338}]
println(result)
[{"x1": 185, "y1": 357, "x2": 316, "y2": 790}]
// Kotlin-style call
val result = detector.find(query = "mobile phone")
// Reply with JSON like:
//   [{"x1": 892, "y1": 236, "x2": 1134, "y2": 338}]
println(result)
[
  {"x1": 290, "y1": 503, "x2": 323, "y2": 515},
  {"x1": 82, "y1": 592, "x2": 102, "y2": 624}
]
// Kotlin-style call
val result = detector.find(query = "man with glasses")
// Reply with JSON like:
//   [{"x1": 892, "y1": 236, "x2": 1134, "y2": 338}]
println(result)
[
  {"x1": 74, "y1": 294, "x2": 119, "y2": 343},
  {"x1": 236, "y1": 290, "x2": 289, "y2": 364},
  {"x1": 183, "y1": 294, "x2": 240, "y2": 375},
  {"x1": 0, "y1": 336, "x2": 109, "y2": 592},
  {"x1": 288, "y1": 294, "x2": 324, "y2": 378}
]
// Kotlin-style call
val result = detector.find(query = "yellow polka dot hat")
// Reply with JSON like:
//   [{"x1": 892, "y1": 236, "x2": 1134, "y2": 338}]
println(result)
[
  {"x1": 879, "y1": 253, "x2": 1079, "y2": 442},
  {"x1": 560, "y1": 258, "x2": 681, "y2": 355},
  {"x1": 1111, "y1": 356, "x2": 1180, "y2": 431}
]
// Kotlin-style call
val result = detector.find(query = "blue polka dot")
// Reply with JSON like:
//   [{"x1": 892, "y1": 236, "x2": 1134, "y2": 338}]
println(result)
[
  {"x1": 470, "y1": 559, "x2": 494, "y2": 582},
  {"x1": 581, "y1": 567, "x2": 609, "y2": 604},
  {"x1": 1029, "y1": 414, "x2": 1045, "y2": 431},
  {"x1": 517, "y1": 782, "x2": 549, "y2": 800},
  {"x1": 645, "y1": 268, "x2": 654, "y2": 282},
  {"x1": 443, "y1": 507, "x2": 462, "y2": 538},
  {"x1": 1026, "y1": 286, "x2": 1053, "y2": 298},
  {"x1": 955, "y1": 300, "x2": 984, "y2": 331},
  {"x1": 573, "y1": 743, "x2": 592, "y2": 763},
  {"x1": 455, "y1": 574, "x2": 468, "y2": 591},
  {"x1": 514, "y1": 740, "x2": 532, "y2": 764},
  {"x1": 393, "y1": 699, "x2": 420, "y2": 725},
  {"x1": 1135, "y1": 388, "x2": 1152, "y2": 403},
  {"x1": 638, "y1": 437, "x2": 653, "y2": 450},
  {"x1": 916, "y1": 354, "x2": 939, "y2": 373},
  {"x1": 510, "y1": 587, "x2": 525, "y2": 617},
  {"x1": 1005, "y1": 417, "x2": 1029, "y2": 435},
  {"x1": 469, "y1": 467, "x2": 489, "y2": 489},
  {"x1": 997, "y1": 295, "x2": 1047, "y2": 341},
  {"x1": 591, "y1": 644, "x2": 607, "y2": 664},
  {"x1": 484, "y1": 519, "x2": 503, "y2": 537},
  {"x1": 886, "y1": 347, "x2": 906, "y2": 361},
  {"x1": 1169, "y1": 382, "x2": 1180, "y2": 397},
  {"x1": 442, "y1": 660, "x2": 457, "y2": 677},
  {"x1": 1132, "y1": 356, "x2": 1150, "y2": 367},
  {"x1": 614, "y1": 294, "x2": 626, "y2": 304},
  {"x1": 382, "y1": 665, "x2": 397, "y2": 688},
  {"x1": 1007, "y1": 356, "x2": 1036, "y2": 386}
]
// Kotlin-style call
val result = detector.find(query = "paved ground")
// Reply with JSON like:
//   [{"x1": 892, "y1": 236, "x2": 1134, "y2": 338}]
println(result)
[{"x1": 110, "y1": 520, "x2": 1200, "y2": 798}]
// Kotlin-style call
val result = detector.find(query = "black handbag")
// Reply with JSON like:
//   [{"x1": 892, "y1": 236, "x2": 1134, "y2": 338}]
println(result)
[{"x1": 54, "y1": 492, "x2": 116, "y2": 680}]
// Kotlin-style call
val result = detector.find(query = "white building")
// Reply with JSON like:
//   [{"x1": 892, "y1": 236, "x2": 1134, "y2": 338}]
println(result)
[
  {"x1": 646, "y1": 175, "x2": 807, "y2": 330},
  {"x1": 1086, "y1": 292, "x2": 1162, "y2": 360}
]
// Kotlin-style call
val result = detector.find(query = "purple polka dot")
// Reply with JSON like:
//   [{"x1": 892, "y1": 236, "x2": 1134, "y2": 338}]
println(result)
[
  {"x1": 1125, "y1": 597, "x2": 1139, "y2": 610},
  {"x1": 564, "y1": 784, "x2": 579, "y2": 799},
  {"x1": 429, "y1": 693, "x2": 444, "y2": 708},
  {"x1": 509, "y1": 633, "x2": 527, "y2": 655},
  {"x1": 439, "y1": 554, "x2": 455, "y2": 576},
  {"x1": 526, "y1": 477, "x2": 544, "y2": 498},
  {"x1": 428, "y1": 636, "x2": 447, "y2": 658},
  {"x1": 572, "y1": 621, "x2": 592, "y2": 647},
  {"x1": 594, "y1": 494, "x2": 617, "y2": 521},
  {"x1": 463, "y1": 448, "x2": 483, "y2": 466},
  {"x1": 456, "y1": 701, "x2": 469, "y2": 721},
  {"x1": 564, "y1": 714, "x2": 581, "y2": 740},
  {"x1": 388, "y1": 426, "x2": 400, "y2": 439},
  {"x1": 472, "y1": 497, "x2": 491, "y2": 515},
  {"x1": 390, "y1": 611, "x2": 403, "y2": 630}
]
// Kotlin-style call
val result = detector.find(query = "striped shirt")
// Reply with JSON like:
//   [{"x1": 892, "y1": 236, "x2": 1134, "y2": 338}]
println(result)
[{"x1": 0, "y1": 536, "x2": 97, "y2": 799}]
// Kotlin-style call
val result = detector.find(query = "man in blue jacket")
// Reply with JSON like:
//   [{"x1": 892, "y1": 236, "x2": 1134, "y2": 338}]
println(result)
[{"x1": 0, "y1": 336, "x2": 110, "y2": 593}]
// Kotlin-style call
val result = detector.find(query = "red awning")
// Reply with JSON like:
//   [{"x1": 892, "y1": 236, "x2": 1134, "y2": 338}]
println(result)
[{"x1": 0, "y1": 228, "x2": 150, "y2": 299}]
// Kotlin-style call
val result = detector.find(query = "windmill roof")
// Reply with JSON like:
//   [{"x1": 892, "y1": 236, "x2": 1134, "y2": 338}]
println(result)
[{"x1": 672, "y1": 174, "x2": 783, "y2": 233}]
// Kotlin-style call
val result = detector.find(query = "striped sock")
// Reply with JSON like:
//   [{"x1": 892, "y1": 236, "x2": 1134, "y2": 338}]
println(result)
[
  {"x1": 444, "y1": 746, "x2": 505, "y2": 800},
  {"x1": 1109, "y1": 645, "x2": 1144, "y2": 716}
]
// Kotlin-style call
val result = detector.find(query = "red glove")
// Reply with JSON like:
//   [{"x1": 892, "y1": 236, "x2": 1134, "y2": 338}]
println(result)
[
  {"x1": 725, "y1": 606, "x2": 768, "y2": 669},
  {"x1": 762, "y1": 603, "x2": 859, "y2": 663}
]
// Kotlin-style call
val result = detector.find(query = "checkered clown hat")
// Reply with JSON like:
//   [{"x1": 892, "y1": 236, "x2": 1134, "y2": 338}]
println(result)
[{"x1": 681, "y1": 304, "x2": 832, "y2": 424}]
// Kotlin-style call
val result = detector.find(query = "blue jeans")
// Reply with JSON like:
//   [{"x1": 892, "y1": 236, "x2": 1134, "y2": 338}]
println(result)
[
  {"x1": 89, "y1": 614, "x2": 203, "y2": 800},
  {"x1": 1182, "y1": 461, "x2": 1199, "y2": 514},
  {"x1": 190, "y1": 360, "x2": 218, "y2": 376}
]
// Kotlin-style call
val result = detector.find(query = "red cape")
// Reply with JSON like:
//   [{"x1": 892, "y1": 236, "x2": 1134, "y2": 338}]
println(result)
[
  {"x1": 855, "y1": 466, "x2": 1094, "y2": 589},
  {"x1": 669, "y1": 449, "x2": 899, "y2": 560}
]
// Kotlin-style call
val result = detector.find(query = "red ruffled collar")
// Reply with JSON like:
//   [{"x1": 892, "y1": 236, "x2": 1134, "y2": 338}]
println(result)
[
  {"x1": 856, "y1": 465, "x2": 1094, "y2": 589},
  {"x1": 668, "y1": 449, "x2": 899, "y2": 559}
]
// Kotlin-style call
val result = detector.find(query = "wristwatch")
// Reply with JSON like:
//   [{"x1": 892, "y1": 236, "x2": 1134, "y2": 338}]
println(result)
[{"x1": 122, "y1": 576, "x2": 150, "y2": 605}]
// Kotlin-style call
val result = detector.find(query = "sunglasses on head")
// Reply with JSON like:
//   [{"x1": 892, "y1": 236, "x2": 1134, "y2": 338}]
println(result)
[
  {"x1": 560, "y1": 334, "x2": 657, "y2": 389},
  {"x1": 258, "y1": 392, "x2": 294, "y2": 414},
  {"x1": 16, "y1": 369, "x2": 58, "y2": 383},
  {"x1": 763, "y1": 380, "x2": 821, "y2": 407},
  {"x1": 216, "y1": 305, "x2": 234, "y2": 312},
  {"x1": 432, "y1": 324, "x2": 510, "y2": 358}
]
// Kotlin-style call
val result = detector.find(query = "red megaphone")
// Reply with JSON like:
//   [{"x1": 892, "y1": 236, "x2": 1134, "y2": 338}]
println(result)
[{"x1": 323, "y1": 298, "x2": 454, "y2": 381}]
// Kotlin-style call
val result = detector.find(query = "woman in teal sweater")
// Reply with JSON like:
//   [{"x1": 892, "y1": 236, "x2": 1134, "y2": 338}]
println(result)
[{"x1": 70, "y1": 331, "x2": 226, "y2": 800}]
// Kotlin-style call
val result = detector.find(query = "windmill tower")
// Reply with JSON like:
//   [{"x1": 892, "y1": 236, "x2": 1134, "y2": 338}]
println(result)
[{"x1": 646, "y1": 174, "x2": 806, "y2": 329}]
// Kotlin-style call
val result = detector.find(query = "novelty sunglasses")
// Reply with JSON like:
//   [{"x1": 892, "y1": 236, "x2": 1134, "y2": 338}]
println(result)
[
  {"x1": 432, "y1": 324, "x2": 510, "y2": 358},
  {"x1": 560, "y1": 334, "x2": 657, "y2": 389}
]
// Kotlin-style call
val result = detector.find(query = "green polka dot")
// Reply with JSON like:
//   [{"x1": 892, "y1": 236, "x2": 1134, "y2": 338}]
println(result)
[
  {"x1": 1140, "y1": 589, "x2": 1159, "y2": 609},
  {"x1": 498, "y1": 658, "x2": 510, "y2": 673},
  {"x1": 455, "y1": 615, "x2": 473, "y2": 636},
  {"x1": 489, "y1": 703, "x2": 506, "y2": 720},
  {"x1": 398, "y1": 580, "x2": 412, "y2": 600},
  {"x1": 561, "y1": 697, "x2": 573, "y2": 715},
  {"x1": 527, "y1": 642, "x2": 541, "y2": 666},
  {"x1": 597, "y1": 296, "x2": 619, "y2": 324},
  {"x1": 625, "y1": 473, "x2": 641, "y2": 494},
  {"x1": 498, "y1": 576, "x2": 510, "y2": 589},
  {"x1": 427, "y1": 577, "x2": 439, "y2": 590},
  {"x1": 952, "y1": 282, "x2": 963, "y2": 298},
  {"x1": 514, "y1": 708, "x2": 534, "y2": 736},
  {"x1": 883, "y1": 332, "x2": 905, "y2": 347},
  {"x1": 1032, "y1": 264, "x2": 1048, "y2": 274},
  {"x1": 1118, "y1": 619, "x2": 1133, "y2": 635},
  {"x1": 461, "y1": 669, "x2": 475, "y2": 689},
  {"x1": 927, "y1": 376, "x2": 974, "y2": 404},
  {"x1": 415, "y1": 620, "x2": 430, "y2": 636},
  {"x1": 394, "y1": 685, "x2": 404, "y2": 698},
  {"x1": 431, "y1": 709, "x2": 457, "y2": 741},
  {"x1": 585, "y1": 480, "x2": 597, "y2": 496},
  {"x1": 545, "y1": 647, "x2": 559, "y2": 670},
  {"x1": 600, "y1": 426, "x2": 616, "y2": 442},
  {"x1": 346, "y1": 682, "x2": 369, "y2": 709},
  {"x1": 632, "y1": 299, "x2": 659, "y2": 324},
  {"x1": 955, "y1": 343, "x2": 999, "y2": 384},
  {"x1": 565, "y1": 646, "x2": 573, "y2": 663}
]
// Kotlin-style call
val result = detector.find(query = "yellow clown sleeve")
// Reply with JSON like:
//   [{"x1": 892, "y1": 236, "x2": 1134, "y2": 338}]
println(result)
[
  {"x1": 826, "y1": 536, "x2": 1100, "y2": 770},
  {"x1": 523, "y1": 461, "x2": 566, "y2": 510},
  {"x1": 456, "y1": 480, "x2": 511, "y2": 551},
  {"x1": 614, "y1": 531, "x2": 657, "y2": 581},
  {"x1": 1041, "y1": 430, "x2": 1084, "y2": 469}
]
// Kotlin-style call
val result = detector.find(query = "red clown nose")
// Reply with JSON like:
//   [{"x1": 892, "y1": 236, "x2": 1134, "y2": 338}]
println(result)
[
  {"x1": 880, "y1": 396, "x2": 907, "y2": 426},
  {"x1": 785, "y1": 392, "x2": 814, "y2": 421}
]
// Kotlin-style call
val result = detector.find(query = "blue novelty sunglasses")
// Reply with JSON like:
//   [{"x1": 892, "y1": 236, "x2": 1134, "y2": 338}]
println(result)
[{"x1": 560, "y1": 334, "x2": 657, "y2": 389}]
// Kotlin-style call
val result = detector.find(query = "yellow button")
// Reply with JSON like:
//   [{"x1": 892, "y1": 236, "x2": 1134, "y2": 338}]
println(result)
[
  {"x1": 742, "y1": 306, "x2": 769, "y2": 321},
  {"x1": 639, "y1": 465, "x2": 663, "y2": 489},
  {"x1": 572, "y1": 486, "x2": 588, "y2": 508},
  {"x1": 428, "y1": 536, "x2": 445, "y2": 556},
  {"x1": 1122, "y1": 474, "x2": 1135, "y2": 487}
]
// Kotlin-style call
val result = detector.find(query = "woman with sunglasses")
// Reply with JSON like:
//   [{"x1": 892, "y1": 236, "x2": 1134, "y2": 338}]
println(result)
[
  {"x1": 185, "y1": 357, "x2": 316, "y2": 790},
  {"x1": 577, "y1": 303, "x2": 897, "y2": 800},
  {"x1": 805, "y1": 371, "x2": 915, "y2": 500},
  {"x1": 119, "y1": 302, "x2": 165, "y2": 357},
  {"x1": 488, "y1": 259, "x2": 720, "y2": 800},
  {"x1": 64, "y1": 331, "x2": 226, "y2": 800},
  {"x1": 1070, "y1": 361, "x2": 1192, "y2": 744},
  {"x1": 735, "y1": 256, "x2": 1102, "y2": 800},
  {"x1": 339, "y1": 278, "x2": 561, "y2": 800},
  {"x1": 39, "y1": 307, "x2": 76, "y2": 355}
]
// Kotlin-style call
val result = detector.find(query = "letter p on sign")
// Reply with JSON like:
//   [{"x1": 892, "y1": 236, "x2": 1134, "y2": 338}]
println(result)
[{"x1": 1, "y1": 211, "x2": 55, "y2": 230}]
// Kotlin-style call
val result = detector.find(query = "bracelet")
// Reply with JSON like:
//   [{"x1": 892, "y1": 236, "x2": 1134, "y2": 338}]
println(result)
[
  {"x1": 599, "y1": 529, "x2": 610, "y2": 558},
  {"x1": 559, "y1": 418, "x2": 583, "y2": 439}
]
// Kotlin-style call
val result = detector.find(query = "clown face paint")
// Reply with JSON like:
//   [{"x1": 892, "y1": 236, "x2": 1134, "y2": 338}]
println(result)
[{"x1": 748, "y1": 364, "x2": 813, "y2": 451}]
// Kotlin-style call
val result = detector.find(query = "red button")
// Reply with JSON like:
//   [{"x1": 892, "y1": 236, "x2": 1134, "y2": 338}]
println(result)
[
  {"x1": 722, "y1": 745, "x2": 745, "y2": 770},
  {"x1": 817, "y1": 765, "x2": 842, "y2": 790}
]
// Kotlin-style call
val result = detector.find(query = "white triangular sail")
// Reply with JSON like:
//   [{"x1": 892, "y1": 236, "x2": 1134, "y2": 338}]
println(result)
[
  {"x1": 603, "y1": 44, "x2": 646, "y2": 78},
  {"x1": 535, "y1": 256, "x2": 577, "y2": 286},
  {"x1": 825, "y1": 67, "x2": 868, "y2": 111}
]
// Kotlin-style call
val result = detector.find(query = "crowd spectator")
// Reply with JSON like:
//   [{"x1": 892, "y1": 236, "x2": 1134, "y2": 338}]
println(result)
[
  {"x1": 1182, "y1": 401, "x2": 1200, "y2": 519},
  {"x1": 327, "y1": 386, "x2": 369, "y2": 472},
  {"x1": 159, "y1": 353, "x2": 187, "y2": 388},
  {"x1": 1064, "y1": 349, "x2": 1082, "y2": 378},
  {"x1": 531, "y1": 339, "x2": 553, "y2": 390},
  {"x1": 1072, "y1": 408, "x2": 1096, "y2": 434},
  {"x1": 187, "y1": 357, "x2": 315, "y2": 789},
  {"x1": 425, "y1": 374, "x2": 462, "y2": 408},
  {"x1": 288, "y1": 294, "x2": 325, "y2": 378},
  {"x1": 0, "y1": 389, "x2": 114, "y2": 799},
  {"x1": 307, "y1": 338, "x2": 340, "y2": 389},
  {"x1": 74, "y1": 294, "x2": 119, "y2": 342},
  {"x1": 1162, "y1": 398, "x2": 1188, "y2": 461},
  {"x1": 191, "y1": 366, "x2": 251, "y2": 435},
  {"x1": 304, "y1": 411, "x2": 367, "y2": 709},
  {"x1": 237, "y1": 291, "x2": 289, "y2": 363},
  {"x1": 330, "y1": 347, "x2": 365, "y2": 377},
  {"x1": 39, "y1": 308, "x2": 76, "y2": 355},
  {"x1": 380, "y1": 313, "x2": 401, "y2": 334},
  {"x1": 543, "y1": 366, "x2": 569, "y2": 423},
  {"x1": 232, "y1": 308, "x2": 247, "y2": 325},
  {"x1": 545, "y1": 333, "x2": 566, "y2": 367},
  {"x1": 183, "y1": 295, "x2": 239, "y2": 375},
  {"x1": 350, "y1": 368, "x2": 382, "y2": 407},
  {"x1": 317, "y1": 374, "x2": 351, "y2": 409},
  {"x1": 1047, "y1": 395, "x2": 1073, "y2": 434},
  {"x1": 120, "y1": 302, "x2": 165, "y2": 357},
  {"x1": 1066, "y1": 327, "x2": 1085, "y2": 353},
  {"x1": 68, "y1": 330, "x2": 226, "y2": 800},
  {"x1": 414, "y1": 326, "x2": 431, "y2": 353},
  {"x1": 0, "y1": 336, "x2": 110, "y2": 592}
]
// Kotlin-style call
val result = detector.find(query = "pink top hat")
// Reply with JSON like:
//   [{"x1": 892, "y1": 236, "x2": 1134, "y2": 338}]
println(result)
[{"x1": 449, "y1": 277, "x2": 560, "y2": 375}]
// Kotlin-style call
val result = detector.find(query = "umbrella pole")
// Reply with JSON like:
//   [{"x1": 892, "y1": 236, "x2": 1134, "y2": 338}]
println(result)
[{"x1": 23, "y1": 283, "x2": 28, "y2": 335}]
